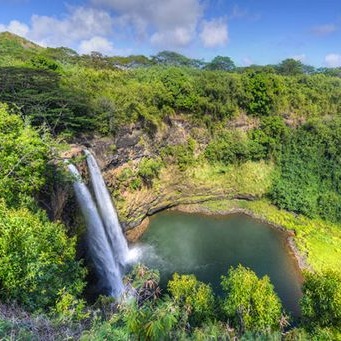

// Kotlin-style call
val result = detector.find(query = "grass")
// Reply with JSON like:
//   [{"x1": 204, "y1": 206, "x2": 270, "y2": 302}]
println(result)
[{"x1": 189, "y1": 160, "x2": 274, "y2": 197}]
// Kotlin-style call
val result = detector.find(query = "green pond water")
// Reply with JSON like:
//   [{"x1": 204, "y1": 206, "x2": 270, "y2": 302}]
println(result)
[{"x1": 138, "y1": 211, "x2": 302, "y2": 316}]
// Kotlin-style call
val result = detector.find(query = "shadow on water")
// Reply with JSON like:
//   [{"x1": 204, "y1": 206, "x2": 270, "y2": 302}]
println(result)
[{"x1": 137, "y1": 211, "x2": 303, "y2": 318}]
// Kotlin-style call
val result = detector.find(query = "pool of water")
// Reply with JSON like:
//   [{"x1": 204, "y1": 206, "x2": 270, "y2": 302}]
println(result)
[{"x1": 137, "y1": 211, "x2": 302, "y2": 316}]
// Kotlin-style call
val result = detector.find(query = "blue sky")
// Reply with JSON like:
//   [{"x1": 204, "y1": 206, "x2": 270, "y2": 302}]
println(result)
[{"x1": 0, "y1": 0, "x2": 340, "y2": 67}]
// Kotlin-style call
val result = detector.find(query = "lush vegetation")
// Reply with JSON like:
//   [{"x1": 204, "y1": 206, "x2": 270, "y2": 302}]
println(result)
[
  {"x1": 271, "y1": 119, "x2": 341, "y2": 222},
  {"x1": 0, "y1": 103, "x2": 49, "y2": 207},
  {"x1": 0, "y1": 201, "x2": 86, "y2": 312},
  {"x1": 1, "y1": 32, "x2": 341, "y2": 339},
  {"x1": 0, "y1": 103, "x2": 86, "y2": 314}
]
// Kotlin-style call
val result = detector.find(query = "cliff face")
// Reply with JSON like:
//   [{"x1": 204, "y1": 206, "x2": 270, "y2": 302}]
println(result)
[
  {"x1": 58, "y1": 114, "x2": 268, "y2": 236},
  {"x1": 83, "y1": 115, "x2": 264, "y2": 229},
  {"x1": 76, "y1": 117, "x2": 219, "y2": 228}
]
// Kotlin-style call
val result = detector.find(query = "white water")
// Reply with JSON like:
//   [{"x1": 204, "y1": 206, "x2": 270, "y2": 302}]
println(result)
[
  {"x1": 85, "y1": 150, "x2": 130, "y2": 267},
  {"x1": 68, "y1": 163, "x2": 125, "y2": 297}
]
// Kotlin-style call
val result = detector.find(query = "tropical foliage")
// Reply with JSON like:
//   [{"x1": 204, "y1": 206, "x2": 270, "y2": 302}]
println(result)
[
  {"x1": 221, "y1": 265, "x2": 283, "y2": 333},
  {"x1": 1, "y1": 32, "x2": 341, "y2": 339}
]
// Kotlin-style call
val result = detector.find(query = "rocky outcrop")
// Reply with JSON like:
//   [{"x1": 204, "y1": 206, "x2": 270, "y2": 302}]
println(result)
[{"x1": 58, "y1": 114, "x2": 263, "y2": 234}]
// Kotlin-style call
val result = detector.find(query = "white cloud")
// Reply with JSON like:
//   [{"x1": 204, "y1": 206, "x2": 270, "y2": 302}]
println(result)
[
  {"x1": 325, "y1": 53, "x2": 341, "y2": 67},
  {"x1": 0, "y1": 1, "x2": 234, "y2": 53},
  {"x1": 150, "y1": 27, "x2": 192, "y2": 47},
  {"x1": 79, "y1": 36, "x2": 115, "y2": 55},
  {"x1": 311, "y1": 24, "x2": 337, "y2": 36},
  {"x1": 200, "y1": 18, "x2": 228, "y2": 48},
  {"x1": 28, "y1": 6, "x2": 113, "y2": 47},
  {"x1": 0, "y1": 6, "x2": 114, "y2": 50},
  {"x1": 0, "y1": 20, "x2": 29, "y2": 37},
  {"x1": 91, "y1": 0, "x2": 203, "y2": 47}
]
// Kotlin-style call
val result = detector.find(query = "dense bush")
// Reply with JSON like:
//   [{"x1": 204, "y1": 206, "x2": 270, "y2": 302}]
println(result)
[
  {"x1": 249, "y1": 115, "x2": 289, "y2": 159},
  {"x1": 221, "y1": 265, "x2": 283, "y2": 333},
  {"x1": 0, "y1": 67, "x2": 93, "y2": 134},
  {"x1": 0, "y1": 103, "x2": 49, "y2": 207},
  {"x1": 0, "y1": 202, "x2": 86, "y2": 311},
  {"x1": 301, "y1": 271, "x2": 341, "y2": 329},
  {"x1": 138, "y1": 157, "x2": 163, "y2": 187},
  {"x1": 161, "y1": 139, "x2": 196, "y2": 171},
  {"x1": 271, "y1": 119, "x2": 341, "y2": 222},
  {"x1": 168, "y1": 273, "x2": 215, "y2": 326},
  {"x1": 205, "y1": 130, "x2": 262, "y2": 165}
]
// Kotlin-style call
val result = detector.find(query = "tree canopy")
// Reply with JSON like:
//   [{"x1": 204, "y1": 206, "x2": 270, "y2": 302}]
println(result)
[{"x1": 221, "y1": 265, "x2": 283, "y2": 333}]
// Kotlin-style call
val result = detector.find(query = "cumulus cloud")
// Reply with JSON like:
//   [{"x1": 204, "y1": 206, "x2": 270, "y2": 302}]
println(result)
[
  {"x1": 79, "y1": 36, "x2": 115, "y2": 54},
  {"x1": 200, "y1": 18, "x2": 228, "y2": 48},
  {"x1": 0, "y1": 6, "x2": 114, "y2": 50},
  {"x1": 150, "y1": 27, "x2": 193, "y2": 47},
  {"x1": 0, "y1": 20, "x2": 29, "y2": 37},
  {"x1": 325, "y1": 53, "x2": 341, "y2": 67},
  {"x1": 311, "y1": 24, "x2": 337, "y2": 36},
  {"x1": 0, "y1": 0, "x2": 233, "y2": 53},
  {"x1": 91, "y1": 0, "x2": 203, "y2": 47},
  {"x1": 28, "y1": 6, "x2": 113, "y2": 47}
]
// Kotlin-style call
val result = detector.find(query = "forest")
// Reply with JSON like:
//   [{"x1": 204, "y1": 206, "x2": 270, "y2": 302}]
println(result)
[{"x1": 0, "y1": 31, "x2": 341, "y2": 340}]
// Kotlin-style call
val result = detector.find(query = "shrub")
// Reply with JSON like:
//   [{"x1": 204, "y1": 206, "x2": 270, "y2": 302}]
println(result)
[
  {"x1": 221, "y1": 265, "x2": 283, "y2": 333},
  {"x1": 0, "y1": 201, "x2": 86, "y2": 312},
  {"x1": 300, "y1": 271, "x2": 341, "y2": 329},
  {"x1": 168, "y1": 273, "x2": 215, "y2": 326}
]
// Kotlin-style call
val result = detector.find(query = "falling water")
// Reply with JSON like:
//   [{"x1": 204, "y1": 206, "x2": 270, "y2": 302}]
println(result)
[
  {"x1": 84, "y1": 150, "x2": 130, "y2": 266},
  {"x1": 67, "y1": 163, "x2": 125, "y2": 297}
]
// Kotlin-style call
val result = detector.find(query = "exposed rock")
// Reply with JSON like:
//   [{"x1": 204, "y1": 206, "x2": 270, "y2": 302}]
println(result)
[
  {"x1": 126, "y1": 217, "x2": 150, "y2": 242},
  {"x1": 60, "y1": 145, "x2": 83, "y2": 159},
  {"x1": 227, "y1": 112, "x2": 259, "y2": 131}
]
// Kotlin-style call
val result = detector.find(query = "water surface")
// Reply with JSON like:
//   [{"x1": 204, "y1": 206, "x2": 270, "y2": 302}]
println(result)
[{"x1": 138, "y1": 211, "x2": 302, "y2": 316}]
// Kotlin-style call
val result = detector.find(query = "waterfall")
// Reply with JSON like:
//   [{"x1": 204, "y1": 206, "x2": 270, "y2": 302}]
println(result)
[
  {"x1": 68, "y1": 163, "x2": 125, "y2": 297},
  {"x1": 84, "y1": 150, "x2": 130, "y2": 266}
]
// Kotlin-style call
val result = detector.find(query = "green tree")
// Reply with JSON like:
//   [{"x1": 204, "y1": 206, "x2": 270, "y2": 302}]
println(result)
[
  {"x1": 138, "y1": 157, "x2": 163, "y2": 187},
  {"x1": 0, "y1": 201, "x2": 86, "y2": 311},
  {"x1": 277, "y1": 58, "x2": 305, "y2": 75},
  {"x1": 123, "y1": 299, "x2": 179, "y2": 340},
  {"x1": 204, "y1": 130, "x2": 251, "y2": 165},
  {"x1": 168, "y1": 273, "x2": 215, "y2": 326},
  {"x1": 271, "y1": 119, "x2": 341, "y2": 221},
  {"x1": 151, "y1": 50, "x2": 204, "y2": 68},
  {"x1": 205, "y1": 56, "x2": 236, "y2": 71},
  {"x1": 0, "y1": 103, "x2": 49, "y2": 207},
  {"x1": 249, "y1": 115, "x2": 289, "y2": 159},
  {"x1": 221, "y1": 265, "x2": 283, "y2": 333},
  {"x1": 242, "y1": 72, "x2": 280, "y2": 116},
  {"x1": 0, "y1": 67, "x2": 93, "y2": 134},
  {"x1": 300, "y1": 271, "x2": 341, "y2": 329}
]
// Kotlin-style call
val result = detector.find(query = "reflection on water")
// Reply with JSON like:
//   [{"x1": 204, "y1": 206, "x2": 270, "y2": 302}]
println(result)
[{"x1": 137, "y1": 211, "x2": 302, "y2": 316}]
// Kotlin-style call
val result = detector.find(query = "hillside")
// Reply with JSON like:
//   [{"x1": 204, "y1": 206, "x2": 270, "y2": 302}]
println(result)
[{"x1": 0, "y1": 31, "x2": 42, "y2": 50}]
